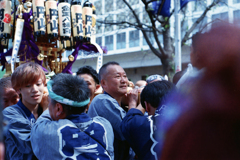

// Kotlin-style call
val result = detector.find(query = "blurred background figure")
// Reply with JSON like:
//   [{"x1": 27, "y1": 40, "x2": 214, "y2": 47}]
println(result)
[
  {"x1": 0, "y1": 77, "x2": 19, "y2": 108},
  {"x1": 0, "y1": 80, "x2": 5, "y2": 160},
  {"x1": 172, "y1": 70, "x2": 186, "y2": 85},
  {"x1": 134, "y1": 80, "x2": 146, "y2": 91},
  {"x1": 76, "y1": 66, "x2": 100, "y2": 111},
  {"x1": 176, "y1": 32, "x2": 205, "y2": 88},
  {"x1": 121, "y1": 80, "x2": 176, "y2": 160},
  {"x1": 160, "y1": 23, "x2": 240, "y2": 159},
  {"x1": 146, "y1": 74, "x2": 165, "y2": 84}
]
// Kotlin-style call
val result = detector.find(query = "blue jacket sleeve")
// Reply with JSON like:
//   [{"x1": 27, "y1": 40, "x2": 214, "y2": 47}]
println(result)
[
  {"x1": 3, "y1": 107, "x2": 33, "y2": 154},
  {"x1": 88, "y1": 96, "x2": 126, "y2": 141},
  {"x1": 121, "y1": 108, "x2": 152, "y2": 157}
]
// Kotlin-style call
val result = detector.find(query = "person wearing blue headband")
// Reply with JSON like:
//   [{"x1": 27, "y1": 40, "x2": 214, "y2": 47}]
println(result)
[{"x1": 31, "y1": 73, "x2": 114, "y2": 159}]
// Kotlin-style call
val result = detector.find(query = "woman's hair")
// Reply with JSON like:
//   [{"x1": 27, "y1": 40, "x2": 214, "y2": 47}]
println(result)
[{"x1": 11, "y1": 62, "x2": 46, "y2": 90}]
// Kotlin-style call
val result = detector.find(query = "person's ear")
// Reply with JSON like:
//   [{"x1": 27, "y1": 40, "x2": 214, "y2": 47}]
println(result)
[
  {"x1": 101, "y1": 79, "x2": 106, "y2": 89},
  {"x1": 144, "y1": 101, "x2": 150, "y2": 112},
  {"x1": 55, "y1": 103, "x2": 66, "y2": 119},
  {"x1": 94, "y1": 84, "x2": 101, "y2": 92}
]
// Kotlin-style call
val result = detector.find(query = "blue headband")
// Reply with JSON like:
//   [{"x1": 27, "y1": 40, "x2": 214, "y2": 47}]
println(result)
[{"x1": 47, "y1": 80, "x2": 90, "y2": 107}]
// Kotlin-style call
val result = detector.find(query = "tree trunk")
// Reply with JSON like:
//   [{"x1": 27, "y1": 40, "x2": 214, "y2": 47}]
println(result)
[{"x1": 162, "y1": 23, "x2": 174, "y2": 77}]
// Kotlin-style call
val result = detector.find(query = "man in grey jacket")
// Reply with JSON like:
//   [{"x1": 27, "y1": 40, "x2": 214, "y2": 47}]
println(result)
[
  {"x1": 31, "y1": 73, "x2": 114, "y2": 160},
  {"x1": 88, "y1": 61, "x2": 137, "y2": 160}
]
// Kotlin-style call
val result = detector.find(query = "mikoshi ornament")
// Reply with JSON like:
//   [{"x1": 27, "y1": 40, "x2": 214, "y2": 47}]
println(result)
[
  {"x1": 0, "y1": 0, "x2": 105, "y2": 76},
  {"x1": 71, "y1": 0, "x2": 83, "y2": 46},
  {"x1": 45, "y1": 0, "x2": 58, "y2": 41},
  {"x1": 82, "y1": 0, "x2": 92, "y2": 43},
  {"x1": 32, "y1": 0, "x2": 46, "y2": 41}
]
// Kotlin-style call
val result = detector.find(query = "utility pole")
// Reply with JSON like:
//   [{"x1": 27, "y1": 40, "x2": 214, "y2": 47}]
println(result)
[{"x1": 174, "y1": 0, "x2": 182, "y2": 73}]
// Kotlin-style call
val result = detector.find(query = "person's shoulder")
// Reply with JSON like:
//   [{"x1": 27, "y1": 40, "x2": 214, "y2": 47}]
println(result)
[
  {"x1": 93, "y1": 116, "x2": 112, "y2": 126},
  {"x1": 92, "y1": 116, "x2": 114, "y2": 133},
  {"x1": 3, "y1": 104, "x2": 21, "y2": 116},
  {"x1": 91, "y1": 94, "x2": 117, "y2": 106}
]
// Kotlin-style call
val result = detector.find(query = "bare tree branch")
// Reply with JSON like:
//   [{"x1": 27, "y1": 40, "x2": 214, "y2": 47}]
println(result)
[{"x1": 181, "y1": 0, "x2": 221, "y2": 46}]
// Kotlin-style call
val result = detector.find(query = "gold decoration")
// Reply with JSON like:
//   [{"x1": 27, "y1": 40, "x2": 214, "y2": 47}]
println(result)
[
  {"x1": 92, "y1": 5, "x2": 96, "y2": 27},
  {"x1": 37, "y1": 54, "x2": 46, "y2": 61},
  {"x1": 68, "y1": 55, "x2": 74, "y2": 61}
]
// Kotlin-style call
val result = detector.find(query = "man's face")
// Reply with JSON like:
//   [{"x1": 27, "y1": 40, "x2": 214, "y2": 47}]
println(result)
[
  {"x1": 78, "y1": 74, "x2": 96, "y2": 101},
  {"x1": 19, "y1": 78, "x2": 44, "y2": 110},
  {"x1": 3, "y1": 88, "x2": 19, "y2": 108},
  {"x1": 102, "y1": 65, "x2": 128, "y2": 97}
]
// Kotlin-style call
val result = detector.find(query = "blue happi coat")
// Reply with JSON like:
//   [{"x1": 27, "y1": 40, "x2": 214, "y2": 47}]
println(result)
[
  {"x1": 121, "y1": 105, "x2": 166, "y2": 160},
  {"x1": 3, "y1": 100, "x2": 36, "y2": 160},
  {"x1": 31, "y1": 110, "x2": 114, "y2": 160}
]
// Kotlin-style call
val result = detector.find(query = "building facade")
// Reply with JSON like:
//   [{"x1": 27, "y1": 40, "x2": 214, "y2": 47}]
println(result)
[{"x1": 68, "y1": 0, "x2": 240, "y2": 83}]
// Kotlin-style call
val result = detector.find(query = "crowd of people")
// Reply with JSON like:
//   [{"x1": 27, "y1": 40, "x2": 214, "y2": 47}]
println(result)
[{"x1": 1, "y1": 23, "x2": 240, "y2": 160}]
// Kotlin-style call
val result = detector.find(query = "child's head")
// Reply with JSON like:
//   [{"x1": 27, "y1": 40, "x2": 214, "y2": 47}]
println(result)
[
  {"x1": 0, "y1": 77, "x2": 19, "y2": 108},
  {"x1": 11, "y1": 62, "x2": 46, "y2": 110}
]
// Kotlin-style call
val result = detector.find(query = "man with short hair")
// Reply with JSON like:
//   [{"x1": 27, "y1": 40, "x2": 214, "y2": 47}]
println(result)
[
  {"x1": 0, "y1": 77, "x2": 19, "y2": 108},
  {"x1": 88, "y1": 61, "x2": 136, "y2": 160},
  {"x1": 121, "y1": 80, "x2": 176, "y2": 160},
  {"x1": 31, "y1": 73, "x2": 114, "y2": 159},
  {"x1": 76, "y1": 66, "x2": 100, "y2": 110}
]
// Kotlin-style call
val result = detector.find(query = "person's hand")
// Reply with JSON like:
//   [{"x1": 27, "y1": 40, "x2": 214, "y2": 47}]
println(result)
[
  {"x1": 126, "y1": 89, "x2": 138, "y2": 110},
  {"x1": 40, "y1": 92, "x2": 49, "y2": 111}
]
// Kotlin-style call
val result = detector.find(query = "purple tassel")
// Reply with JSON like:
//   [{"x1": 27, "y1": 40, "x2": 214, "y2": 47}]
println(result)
[{"x1": 62, "y1": 42, "x2": 102, "y2": 74}]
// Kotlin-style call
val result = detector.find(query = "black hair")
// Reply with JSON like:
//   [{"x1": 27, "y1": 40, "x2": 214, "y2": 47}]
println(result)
[
  {"x1": 141, "y1": 80, "x2": 176, "y2": 109},
  {"x1": 76, "y1": 66, "x2": 99, "y2": 84},
  {"x1": 172, "y1": 70, "x2": 186, "y2": 85},
  {"x1": 0, "y1": 77, "x2": 12, "y2": 91},
  {"x1": 99, "y1": 61, "x2": 119, "y2": 81},
  {"x1": 50, "y1": 73, "x2": 90, "y2": 115}
]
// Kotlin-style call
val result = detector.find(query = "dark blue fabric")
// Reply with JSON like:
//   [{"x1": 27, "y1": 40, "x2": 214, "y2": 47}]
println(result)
[
  {"x1": 3, "y1": 102, "x2": 36, "y2": 160},
  {"x1": 121, "y1": 105, "x2": 165, "y2": 160},
  {"x1": 31, "y1": 110, "x2": 114, "y2": 159},
  {"x1": 152, "y1": 0, "x2": 171, "y2": 17},
  {"x1": 17, "y1": 100, "x2": 36, "y2": 122}
]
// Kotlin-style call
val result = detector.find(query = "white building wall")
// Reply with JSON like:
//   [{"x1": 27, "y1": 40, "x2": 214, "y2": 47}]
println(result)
[{"x1": 68, "y1": 0, "x2": 240, "y2": 81}]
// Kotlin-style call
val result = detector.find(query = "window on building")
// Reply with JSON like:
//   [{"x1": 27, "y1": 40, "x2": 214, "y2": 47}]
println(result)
[
  {"x1": 234, "y1": 10, "x2": 240, "y2": 26},
  {"x1": 96, "y1": 18, "x2": 103, "y2": 34},
  {"x1": 94, "y1": 1, "x2": 102, "y2": 15},
  {"x1": 192, "y1": 16, "x2": 208, "y2": 34},
  {"x1": 96, "y1": 37, "x2": 102, "y2": 46},
  {"x1": 233, "y1": 0, "x2": 240, "y2": 4},
  {"x1": 117, "y1": 33, "x2": 126, "y2": 49},
  {"x1": 105, "y1": 35, "x2": 113, "y2": 51},
  {"x1": 212, "y1": 12, "x2": 229, "y2": 24},
  {"x1": 142, "y1": 7, "x2": 150, "y2": 24},
  {"x1": 143, "y1": 31, "x2": 155, "y2": 46},
  {"x1": 128, "y1": 9, "x2": 139, "y2": 24},
  {"x1": 215, "y1": 0, "x2": 228, "y2": 7},
  {"x1": 105, "y1": 0, "x2": 114, "y2": 12},
  {"x1": 104, "y1": 15, "x2": 114, "y2": 32},
  {"x1": 129, "y1": 0, "x2": 139, "y2": 6},
  {"x1": 181, "y1": 20, "x2": 188, "y2": 39},
  {"x1": 192, "y1": 1, "x2": 207, "y2": 12},
  {"x1": 116, "y1": 13, "x2": 128, "y2": 30},
  {"x1": 129, "y1": 30, "x2": 139, "y2": 48},
  {"x1": 116, "y1": 0, "x2": 125, "y2": 9}
]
